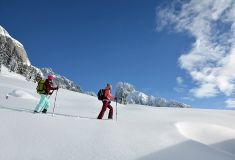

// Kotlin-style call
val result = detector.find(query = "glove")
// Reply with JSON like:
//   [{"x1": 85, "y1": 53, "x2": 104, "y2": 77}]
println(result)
[
  {"x1": 114, "y1": 97, "x2": 117, "y2": 101},
  {"x1": 56, "y1": 86, "x2": 59, "y2": 90}
]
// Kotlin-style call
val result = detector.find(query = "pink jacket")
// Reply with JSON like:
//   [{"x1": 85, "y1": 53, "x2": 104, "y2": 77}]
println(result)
[{"x1": 104, "y1": 88, "x2": 114, "y2": 101}]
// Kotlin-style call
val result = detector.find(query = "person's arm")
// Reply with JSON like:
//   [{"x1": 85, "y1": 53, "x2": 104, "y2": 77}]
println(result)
[
  {"x1": 45, "y1": 80, "x2": 58, "y2": 93},
  {"x1": 50, "y1": 81, "x2": 59, "y2": 90},
  {"x1": 105, "y1": 89, "x2": 115, "y2": 100}
]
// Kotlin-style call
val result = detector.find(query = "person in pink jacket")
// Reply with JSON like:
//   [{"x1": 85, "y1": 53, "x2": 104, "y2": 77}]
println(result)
[{"x1": 97, "y1": 83, "x2": 116, "y2": 119}]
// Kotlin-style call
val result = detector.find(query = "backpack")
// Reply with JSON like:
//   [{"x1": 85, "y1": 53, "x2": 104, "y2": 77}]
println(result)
[
  {"x1": 36, "y1": 79, "x2": 46, "y2": 94},
  {"x1": 97, "y1": 89, "x2": 105, "y2": 100}
]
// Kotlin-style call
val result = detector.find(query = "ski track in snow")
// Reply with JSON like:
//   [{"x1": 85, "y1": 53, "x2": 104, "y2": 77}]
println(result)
[{"x1": 1, "y1": 72, "x2": 235, "y2": 160}]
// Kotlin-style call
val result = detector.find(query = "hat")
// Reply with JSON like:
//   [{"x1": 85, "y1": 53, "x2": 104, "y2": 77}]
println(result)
[
  {"x1": 106, "y1": 83, "x2": 112, "y2": 89},
  {"x1": 48, "y1": 75, "x2": 54, "y2": 80}
]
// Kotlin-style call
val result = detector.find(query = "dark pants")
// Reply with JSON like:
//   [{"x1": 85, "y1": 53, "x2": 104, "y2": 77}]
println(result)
[{"x1": 97, "y1": 101, "x2": 113, "y2": 119}]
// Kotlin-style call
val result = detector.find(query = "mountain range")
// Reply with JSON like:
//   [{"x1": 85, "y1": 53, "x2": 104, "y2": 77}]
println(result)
[
  {"x1": 0, "y1": 25, "x2": 82, "y2": 92},
  {"x1": 0, "y1": 25, "x2": 190, "y2": 108}
]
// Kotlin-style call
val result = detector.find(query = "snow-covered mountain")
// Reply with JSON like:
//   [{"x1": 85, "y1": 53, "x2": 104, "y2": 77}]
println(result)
[
  {"x1": 116, "y1": 82, "x2": 191, "y2": 108},
  {"x1": 84, "y1": 91, "x2": 97, "y2": 97},
  {"x1": 0, "y1": 25, "x2": 189, "y2": 107},
  {"x1": 41, "y1": 68, "x2": 82, "y2": 92},
  {"x1": 0, "y1": 25, "x2": 31, "y2": 66},
  {"x1": 0, "y1": 25, "x2": 82, "y2": 93},
  {"x1": 0, "y1": 25, "x2": 41, "y2": 82}
]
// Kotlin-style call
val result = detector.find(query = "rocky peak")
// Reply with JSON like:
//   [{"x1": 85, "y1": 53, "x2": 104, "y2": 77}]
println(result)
[{"x1": 0, "y1": 25, "x2": 31, "y2": 66}]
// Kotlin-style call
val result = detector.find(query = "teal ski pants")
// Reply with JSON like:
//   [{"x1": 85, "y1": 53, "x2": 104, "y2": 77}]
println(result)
[{"x1": 34, "y1": 95, "x2": 50, "y2": 112}]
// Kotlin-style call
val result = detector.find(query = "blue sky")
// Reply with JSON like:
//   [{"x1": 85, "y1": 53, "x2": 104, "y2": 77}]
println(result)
[{"x1": 1, "y1": 0, "x2": 235, "y2": 109}]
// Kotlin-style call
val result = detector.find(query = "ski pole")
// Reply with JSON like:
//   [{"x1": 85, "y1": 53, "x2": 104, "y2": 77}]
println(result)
[
  {"x1": 52, "y1": 89, "x2": 58, "y2": 116},
  {"x1": 116, "y1": 97, "x2": 117, "y2": 122}
]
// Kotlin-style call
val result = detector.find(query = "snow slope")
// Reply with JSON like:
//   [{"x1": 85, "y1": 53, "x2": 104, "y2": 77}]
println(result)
[{"x1": 0, "y1": 71, "x2": 235, "y2": 160}]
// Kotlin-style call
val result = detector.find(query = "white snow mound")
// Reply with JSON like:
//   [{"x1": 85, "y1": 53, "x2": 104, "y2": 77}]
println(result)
[
  {"x1": 8, "y1": 89, "x2": 37, "y2": 100},
  {"x1": 175, "y1": 122, "x2": 235, "y2": 155}
]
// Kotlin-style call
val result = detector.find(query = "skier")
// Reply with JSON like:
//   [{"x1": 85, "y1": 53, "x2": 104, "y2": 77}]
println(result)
[
  {"x1": 34, "y1": 75, "x2": 58, "y2": 113},
  {"x1": 97, "y1": 83, "x2": 116, "y2": 119}
]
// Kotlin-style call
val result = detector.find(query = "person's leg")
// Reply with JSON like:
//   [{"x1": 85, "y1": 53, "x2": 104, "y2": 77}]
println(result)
[
  {"x1": 107, "y1": 104, "x2": 113, "y2": 119},
  {"x1": 42, "y1": 97, "x2": 50, "y2": 113},
  {"x1": 97, "y1": 101, "x2": 108, "y2": 119},
  {"x1": 34, "y1": 95, "x2": 47, "y2": 112}
]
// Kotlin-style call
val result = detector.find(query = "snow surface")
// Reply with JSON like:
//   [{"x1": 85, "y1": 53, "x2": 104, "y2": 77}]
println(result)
[
  {"x1": 0, "y1": 65, "x2": 27, "y2": 81},
  {"x1": 0, "y1": 72, "x2": 235, "y2": 160}
]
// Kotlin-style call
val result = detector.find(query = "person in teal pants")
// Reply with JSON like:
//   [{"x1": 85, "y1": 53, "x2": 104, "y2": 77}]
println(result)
[
  {"x1": 34, "y1": 95, "x2": 51, "y2": 113},
  {"x1": 34, "y1": 75, "x2": 58, "y2": 113}
]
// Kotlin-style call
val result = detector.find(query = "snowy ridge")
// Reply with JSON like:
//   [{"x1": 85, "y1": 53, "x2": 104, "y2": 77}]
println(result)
[
  {"x1": 84, "y1": 91, "x2": 97, "y2": 97},
  {"x1": 0, "y1": 25, "x2": 24, "y2": 47},
  {"x1": 116, "y1": 82, "x2": 191, "y2": 108},
  {"x1": 0, "y1": 26, "x2": 81, "y2": 93},
  {"x1": 0, "y1": 25, "x2": 31, "y2": 66},
  {"x1": 0, "y1": 25, "x2": 11, "y2": 37},
  {"x1": 40, "y1": 68, "x2": 82, "y2": 92}
]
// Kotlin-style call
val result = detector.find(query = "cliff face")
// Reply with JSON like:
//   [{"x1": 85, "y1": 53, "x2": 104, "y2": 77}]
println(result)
[
  {"x1": 0, "y1": 26, "x2": 31, "y2": 67},
  {"x1": 0, "y1": 26, "x2": 82, "y2": 92}
]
